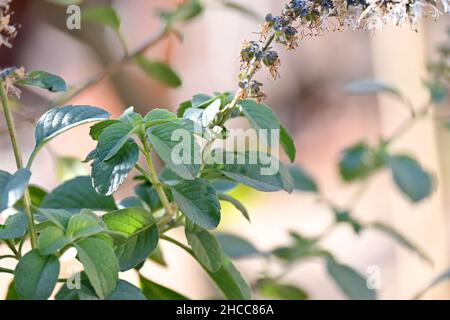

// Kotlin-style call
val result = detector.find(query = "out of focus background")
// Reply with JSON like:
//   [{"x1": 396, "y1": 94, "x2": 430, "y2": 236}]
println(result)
[{"x1": 1, "y1": 0, "x2": 450, "y2": 299}]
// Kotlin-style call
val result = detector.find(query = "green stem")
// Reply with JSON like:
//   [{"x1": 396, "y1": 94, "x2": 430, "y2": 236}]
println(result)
[
  {"x1": 26, "y1": 147, "x2": 40, "y2": 169},
  {"x1": 141, "y1": 139, "x2": 176, "y2": 225},
  {"x1": 344, "y1": 178, "x2": 371, "y2": 209},
  {"x1": 0, "y1": 267, "x2": 14, "y2": 275},
  {"x1": 0, "y1": 80, "x2": 38, "y2": 249},
  {"x1": 0, "y1": 79, "x2": 24, "y2": 169},
  {"x1": 161, "y1": 235, "x2": 194, "y2": 257},
  {"x1": 384, "y1": 103, "x2": 431, "y2": 147},
  {"x1": 18, "y1": 236, "x2": 26, "y2": 255},
  {"x1": 5, "y1": 241, "x2": 21, "y2": 259},
  {"x1": 53, "y1": 27, "x2": 168, "y2": 107},
  {"x1": 0, "y1": 255, "x2": 17, "y2": 261}
]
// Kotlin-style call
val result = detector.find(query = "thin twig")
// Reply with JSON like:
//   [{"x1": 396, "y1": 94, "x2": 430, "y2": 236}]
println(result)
[
  {"x1": 0, "y1": 27, "x2": 170, "y2": 135},
  {"x1": 0, "y1": 80, "x2": 37, "y2": 249},
  {"x1": 0, "y1": 267, "x2": 14, "y2": 275}
]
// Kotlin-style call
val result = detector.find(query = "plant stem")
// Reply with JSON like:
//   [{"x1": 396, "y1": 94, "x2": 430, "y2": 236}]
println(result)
[
  {"x1": 0, "y1": 79, "x2": 24, "y2": 169},
  {"x1": 0, "y1": 27, "x2": 171, "y2": 136},
  {"x1": 54, "y1": 27, "x2": 168, "y2": 106},
  {"x1": 385, "y1": 103, "x2": 431, "y2": 146},
  {"x1": 5, "y1": 240, "x2": 21, "y2": 259},
  {"x1": 316, "y1": 102, "x2": 434, "y2": 242},
  {"x1": 0, "y1": 80, "x2": 38, "y2": 249},
  {"x1": 0, "y1": 255, "x2": 17, "y2": 261},
  {"x1": 161, "y1": 235, "x2": 194, "y2": 257},
  {"x1": 0, "y1": 267, "x2": 14, "y2": 275},
  {"x1": 141, "y1": 139, "x2": 175, "y2": 225}
]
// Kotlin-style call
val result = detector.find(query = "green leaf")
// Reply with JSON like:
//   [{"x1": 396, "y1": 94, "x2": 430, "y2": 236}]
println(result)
[
  {"x1": 38, "y1": 226, "x2": 71, "y2": 255},
  {"x1": 0, "y1": 169, "x2": 31, "y2": 212},
  {"x1": 14, "y1": 185, "x2": 47, "y2": 213},
  {"x1": 424, "y1": 80, "x2": 447, "y2": 104},
  {"x1": 218, "y1": 193, "x2": 250, "y2": 222},
  {"x1": 272, "y1": 231, "x2": 321, "y2": 263},
  {"x1": 18, "y1": 70, "x2": 67, "y2": 92},
  {"x1": 257, "y1": 279, "x2": 308, "y2": 300},
  {"x1": 115, "y1": 226, "x2": 159, "y2": 272},
  {"x1": 240, "y1": 100, "x2": 295, "y2": 162},
  {"x1": 148, "y1": 246, "x2": 167, "y2": 267},
  {"x1": 211, "y1": 180, "x2": 238, "y2": 193},
  {"x1": 192, "y1": 94, "x2": 213, "y2": 108},
  {"x1": 14, "y1": 250, "x2": 60, "y2": 300},
  {"x1": 171, "y1": 179, "x2": 221, "y2": 229},
  {"x1": 96, "y1": 121, "x2": 135, "y2": 161},
  {"x1": 370, "y1": 222, "x2": 432, "y2": 265},
  {"x1": 280, "y1": 126, "x2": 296, "y2": 162},
  {"x1": 206, "y1": 257, "x2": 251, "y2": 300},
  {"x1": 218, "y1": 152, "x2": 291, "y2": 193},
  {"x1": 184, "y1": 98, "x2": 222, "y2": 128},
  {"x1": 91, "y1": 140, "x2": 139, "y2": 196},
  {"x1": 185, "y1": 224, "x2": 224, "y2": 272},
  {"x1": 159, "y1": 0, "x2": 203, "y2": 26},
  {"x1": 82, "y1": 6, "x2": 121, "y2": 31},
  {"x1": 144, "y1": 109, "x2": 178, "y2": 127},
  {"x1": 35, "y1": 208, "x2": 72, "y2": 230},
  {"x1": 139, "y1": 275, "x2": 188, "y2": 300},
  {"x1": 334, "y1": 210, "x2": 363, "y2": 234},
  {"x1": 89, "y1": 120, "x2": 121, "y2": 141},
  {"x1": 159, "y1": 167, "x2": 184, "y2": 186},
  {"x1": 119, "y1": 107, "x2": 144, "y2": 126},
  {"x1": 6, "y1": 281, "x2": 19, "y2": 300},
  {"x1": 344, "y1": 79, "x2": 401, "y2": 97},
  {"x1": 339, "y1": 142, "x2": 373, "y2": 182},
  {"x1": 75, "y1": 237, "x2": 119, "y2": 299},
  {"x1": 134, "y1": 183, "x2": 163, "y2": 212},
  {"x1": 34, "y1": 105, "x2": 110, "y2": 151},
  {"x1": 0, "y1": 212, "x2": 28, "y2": 239},
  {"x1": 326, "y1": 259, "x2": 376, "y2": 300},
  {"x1": 177, "y1": 100, "x2": 193, "y2": 117},
  {"x1": 56, "y1": 278, "x2": 146, "y2": 300},
  {"x1": 289, "y1": 165, "x2": 318, "y2": 193},
  {"x1": 107, "y1": 280, "x2": 146, "y2": 300},
  {"x1": 240, "y1": 100, "x2": 279, "y2": 145},
  {"x1": 66, "y1": 211, "x2": 105, "y2": 240},
  {"x1": 41, "y1": 176, "x2": 117, "y2": 211},
  {"x1": 136, "y1": 55, "x2": 182, "y2": 88},
  {"x1": 119, "y1": 196, "x2": 144, "y2": 209},
  {"x1": 103, "y1": 207, "x2": 159, "y2": 271},
  {"x1": 55, "y1": 278, "x2": 95, "y2": 300},
  {"x1": 388, "y1": 155, "x2": 434, "y2": 202},
  {"x1": 147, "y1": 122, "x2": 200, "y2": 180},
  {"x1": 103, "y1": 207, "x2": 156, "y2": 237},
  {"x1": 216, "y1": 233, "x2": 260, "y2": 259}
]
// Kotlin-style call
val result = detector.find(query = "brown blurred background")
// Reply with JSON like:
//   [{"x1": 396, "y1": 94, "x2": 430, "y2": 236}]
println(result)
[{"x1": 1, "y1": 0, "x2": 450, "y2": 299}]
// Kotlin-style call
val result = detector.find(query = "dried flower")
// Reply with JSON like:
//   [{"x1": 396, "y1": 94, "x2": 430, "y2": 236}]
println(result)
[
  {"x1": 0, "y1": 0, "x2": 16, "y2": 49},
  {"x1": 236, "y1": 0, "x2": 450, "y2": 102},
  {"x1": 0, "y1": 66, "x2": 25, "y2": 98}
]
